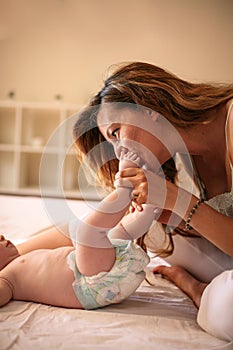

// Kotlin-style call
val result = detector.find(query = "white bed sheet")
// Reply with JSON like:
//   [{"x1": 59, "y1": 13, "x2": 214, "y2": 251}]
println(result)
[{"x1": 0, "y1": 195, "x2": 231, "y2": 350}]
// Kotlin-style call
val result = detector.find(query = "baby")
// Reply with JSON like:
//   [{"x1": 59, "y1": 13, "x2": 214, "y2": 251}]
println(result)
[{"x1": 0, "y1": 151, "x2": 157, "y2": 309}]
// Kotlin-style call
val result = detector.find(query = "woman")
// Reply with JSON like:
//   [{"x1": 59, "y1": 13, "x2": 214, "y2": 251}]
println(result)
[
  {"x1": 6, "y1": 62, "x2": 233, "y2": 340},
  {"x1": 72, "y1": 62, "x2": 233, "y2": 341}
]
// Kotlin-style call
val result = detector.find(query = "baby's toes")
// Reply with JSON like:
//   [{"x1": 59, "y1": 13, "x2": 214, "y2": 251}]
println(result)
[{"x1": 124, "y1": 151, "x2": 142, "y2": 165}]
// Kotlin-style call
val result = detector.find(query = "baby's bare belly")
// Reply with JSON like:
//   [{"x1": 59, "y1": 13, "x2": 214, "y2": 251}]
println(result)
[{"x1": 7, "y1": 247, "x2": 82, "y2": 308}]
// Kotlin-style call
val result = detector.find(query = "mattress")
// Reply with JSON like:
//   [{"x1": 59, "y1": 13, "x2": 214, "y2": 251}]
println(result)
[{"x1": 0, "y1": 195, "x2": 231, "y2": 350}]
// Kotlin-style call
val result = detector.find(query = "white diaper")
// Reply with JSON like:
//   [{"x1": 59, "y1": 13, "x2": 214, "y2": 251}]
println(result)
[{"x1": 67, "y1": 239, "x2": 150, "y2": 309}]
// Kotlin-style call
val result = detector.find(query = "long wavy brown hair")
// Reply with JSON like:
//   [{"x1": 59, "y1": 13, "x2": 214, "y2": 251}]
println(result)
[{"x1": 73, "y1": 62, "x2": 233, "y2": 256}]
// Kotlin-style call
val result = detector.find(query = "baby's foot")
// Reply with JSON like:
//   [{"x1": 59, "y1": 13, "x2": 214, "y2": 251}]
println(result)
[
  {"x1": 119, "y1": 150, "x2": 144, "y2": 171},
  {"x1": 0, "y1": 235, "x2": 20, "y2": 271}
]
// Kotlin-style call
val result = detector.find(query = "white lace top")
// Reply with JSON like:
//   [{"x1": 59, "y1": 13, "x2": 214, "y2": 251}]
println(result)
[{"x1": 207, "y1": 191, "x2": 233, "y2": 217}]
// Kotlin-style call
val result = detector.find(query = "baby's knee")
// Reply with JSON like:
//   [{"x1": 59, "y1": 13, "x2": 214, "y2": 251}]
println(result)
[{"x1": 197, "y1": 270, "x2": 233, "y2": 341}]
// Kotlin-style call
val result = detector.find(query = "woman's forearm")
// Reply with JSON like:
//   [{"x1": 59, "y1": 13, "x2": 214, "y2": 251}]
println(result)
[
  {"x1": 16, "y1": 224, "x2": 73, "y2": 255},
  {"x1": 173, "y1": 190, "x2": 233, "y2": 257}
]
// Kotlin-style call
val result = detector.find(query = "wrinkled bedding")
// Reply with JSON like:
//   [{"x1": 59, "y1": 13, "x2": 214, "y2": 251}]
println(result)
[{"x1": 0, "y1": 195, "x2": 230, "y2": 350}]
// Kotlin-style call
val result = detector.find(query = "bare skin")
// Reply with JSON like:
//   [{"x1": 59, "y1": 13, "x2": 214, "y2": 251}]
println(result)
[
  {"x1": 99, "y1": 99, "x2": 233, "y2": 256},
  {"x1": 97, "y1": 101, "x2": 233, "y2": 311},
  {"x1": 0, "y1": 172, "x2": 147, "y2": 308},
  {"x1": 153, "y1": 265, "x2": 207, "y2": 308},
  {"x1": 0, "y1": 235, "x2": 20, "y2": 270},
  {"x1": 0, "y1": 235, "x2": 208, "y2": 310},
  {"x1": 0, "y1": 240, "x2": 82, "y2": 308}
]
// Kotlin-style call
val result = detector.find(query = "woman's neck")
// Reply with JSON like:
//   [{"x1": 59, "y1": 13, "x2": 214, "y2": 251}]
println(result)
[
  {"x1": 180, "y1": 102, "x2": 232, "y2": 198},
  {"x1": 179, "y1": 106, "x2": 227, "y2": 159}
]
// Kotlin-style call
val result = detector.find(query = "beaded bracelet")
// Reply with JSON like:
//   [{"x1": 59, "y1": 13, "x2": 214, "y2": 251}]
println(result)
[{"x1": 184, "y1": 198, "x2": 203, "y2": 231}]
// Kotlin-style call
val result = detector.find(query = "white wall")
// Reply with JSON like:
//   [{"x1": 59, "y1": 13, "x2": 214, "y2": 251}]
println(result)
[{"x1": 0, "y1": 0, "x2": 232, "y2": 104}]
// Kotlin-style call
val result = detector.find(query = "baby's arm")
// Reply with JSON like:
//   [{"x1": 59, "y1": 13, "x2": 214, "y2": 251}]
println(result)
[{"x1": 16, "y1": 224, "x2": 73, "y2": 255}]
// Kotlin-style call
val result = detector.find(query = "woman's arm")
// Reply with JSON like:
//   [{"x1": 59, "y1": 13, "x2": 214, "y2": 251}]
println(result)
[
  {"x1": 16, "y1": 224, "x2": 73, "y2": 255},
  {"x1": 172, "y1": 188, "x2": 233, "y2": 257},
  {"x1": 116, "y1": 168, "x2": 233, "y2": 256}
]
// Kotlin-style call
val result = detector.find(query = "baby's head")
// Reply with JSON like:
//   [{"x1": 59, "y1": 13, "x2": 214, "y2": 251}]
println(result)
[{"x1": 0, "y1": 235, "x2": 20, "y2": 270}]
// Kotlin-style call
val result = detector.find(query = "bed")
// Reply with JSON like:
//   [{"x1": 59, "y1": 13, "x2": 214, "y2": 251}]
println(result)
[{"x1": 0, "y1": 195, "x2": 231, "y2": 350}]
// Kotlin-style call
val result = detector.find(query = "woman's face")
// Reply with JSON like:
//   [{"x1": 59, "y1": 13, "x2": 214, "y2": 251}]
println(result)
[{"x1": 97, "y1": 105, "x2": 175, "y2": 172}]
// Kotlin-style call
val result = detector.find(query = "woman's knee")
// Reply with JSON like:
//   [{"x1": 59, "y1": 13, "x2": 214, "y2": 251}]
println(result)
[{"x1": 197, "y1": 270, "x2": 233, "y2": 341}]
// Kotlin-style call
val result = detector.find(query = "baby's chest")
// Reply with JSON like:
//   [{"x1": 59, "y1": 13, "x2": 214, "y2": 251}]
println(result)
[{"x1": 16, "y1": 247, "x2": 74, "y2": 277}]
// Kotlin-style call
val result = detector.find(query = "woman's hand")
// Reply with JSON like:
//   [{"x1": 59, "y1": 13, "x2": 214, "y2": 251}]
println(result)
[
  {"x1": 130, "y1": 201, "x2": 173, "y2": 224},
  {"x1": 114, "y1": 167, "x2": 178, "y2": 211},
  {"x1": 114, "y1": 167, "x2": 195, "y2": 230}
]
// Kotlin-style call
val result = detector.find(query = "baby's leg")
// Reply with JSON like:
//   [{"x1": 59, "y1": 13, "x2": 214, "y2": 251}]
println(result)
[
  {"x1": 75, "y1": 186, "x2": 131, "y2": 276},
  {"x1": 110, "y1": 150, "x2": 157, "y2": 241},
  {"x1": 75, "y1": 151, "x2": 146, "y2": 276},
  {"x1": 118, "y1": 149, "x2": 143, "y2": 171}
]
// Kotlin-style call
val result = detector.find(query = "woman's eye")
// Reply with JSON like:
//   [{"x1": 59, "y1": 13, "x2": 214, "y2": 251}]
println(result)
[{"x1": 111, "y1": 129, "x2": 119, "y2": 138}]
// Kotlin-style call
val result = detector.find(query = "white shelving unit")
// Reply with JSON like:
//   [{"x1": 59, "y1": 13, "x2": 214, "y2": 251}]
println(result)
[{"x1": 0, "y1": 101, "x2": 98, "y2": 199}]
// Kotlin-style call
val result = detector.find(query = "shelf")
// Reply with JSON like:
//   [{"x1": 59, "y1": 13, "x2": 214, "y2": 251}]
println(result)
[
  {"x1": 21, "y1": 107, "x2": 61, "y2": 147},
  {"x1": 62, "y1": 153, "x2": 79, "y2": 191},
  {"x1": 19, "y1": 145, "x2": 63, "y2": 154},
  {"x1": 0, "y1": 144, "x2": 16, "y2": 151},
  {"x1": 0, "y1": 151, "x2": 15, "y2": 189},
  {"x1": 0, "y1": 101, "x2": 100, "y2": 199},
  {"x1": 19, "y1": 152, "x2": 42, "y2": 189},
  {"x1": 64, "y1": 109, "x2": 80, "y2": 147},
  {"x1": 0, "y1": 107, "x2": 16, "y2": 144}
]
